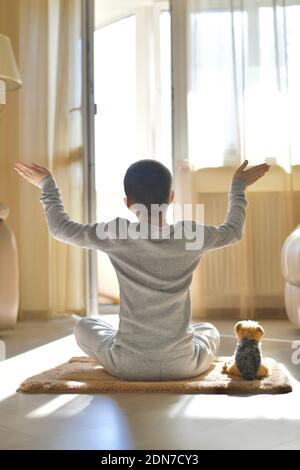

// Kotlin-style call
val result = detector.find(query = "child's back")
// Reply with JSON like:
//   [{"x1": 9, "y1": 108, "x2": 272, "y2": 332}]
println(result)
[{"x1": 106, "y1": 220, "x2": 202, "y2": 358}]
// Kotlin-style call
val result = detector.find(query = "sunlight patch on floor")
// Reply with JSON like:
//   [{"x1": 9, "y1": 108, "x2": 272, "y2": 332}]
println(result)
[
  {"x1": 27, "y1": 394, "x2": 80, "y2": 418},
  {"x1": 168, "y1": 367, "x2": 300, "y2": 422},
  {"x1": 0, "y1": 335, "x2": 81, "y2": 403}
]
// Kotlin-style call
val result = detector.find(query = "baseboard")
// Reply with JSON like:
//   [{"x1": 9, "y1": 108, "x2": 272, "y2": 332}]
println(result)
[
  {"x1": 192, "y1": 307, "x2": 287, "y2": 320},
  {"x1": 18, "y1": 309, "x2": 87, "y2": 321},
  {"x1": 18, "y1": 310, "x2": 51, "y2": 321}
]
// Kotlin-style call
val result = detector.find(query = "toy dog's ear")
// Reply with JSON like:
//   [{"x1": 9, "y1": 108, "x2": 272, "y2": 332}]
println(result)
[
  {"x1": 256, "y1": 324, "x2": 265, "y2": 336},
  {"x1": 234, "y1": 321, "x2": 243, "y2": 334}
]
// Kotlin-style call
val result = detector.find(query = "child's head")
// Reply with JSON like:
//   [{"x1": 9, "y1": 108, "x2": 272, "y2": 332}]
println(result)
[{"x1": 123, "y1": 160, "x2": 174, "y2": 213}]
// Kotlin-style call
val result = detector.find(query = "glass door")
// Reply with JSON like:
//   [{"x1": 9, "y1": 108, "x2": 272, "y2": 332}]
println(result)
[{"x1": 94, "y1": 0, "x2": 172, "y2": 310}]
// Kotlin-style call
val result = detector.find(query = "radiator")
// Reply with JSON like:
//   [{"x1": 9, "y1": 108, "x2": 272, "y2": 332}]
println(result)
[{"x1": 192, "y1": 191, "x2": 300, "y2": 317}]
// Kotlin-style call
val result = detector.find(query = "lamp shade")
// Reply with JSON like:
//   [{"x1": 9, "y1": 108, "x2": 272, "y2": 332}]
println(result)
[{"x1": 0, "y1": 33, "x2": 22, "y2": 91}]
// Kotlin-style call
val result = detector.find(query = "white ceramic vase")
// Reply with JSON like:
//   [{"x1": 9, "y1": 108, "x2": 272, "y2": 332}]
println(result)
[
  {"x1": 0, "y1": 202, "x2": 19, "y2": 329},
  {"x1": 281, "y1": 225, "x2": 300, "y2": 327}
]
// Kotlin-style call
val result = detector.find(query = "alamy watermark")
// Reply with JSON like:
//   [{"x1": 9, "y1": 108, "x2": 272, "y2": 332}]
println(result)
[
  {"x1": 291, "y1": 340, "x2": 300, "y2": 365},
  {"x1": 95, "y1": 202, "x2": 205, "y2": 251}
]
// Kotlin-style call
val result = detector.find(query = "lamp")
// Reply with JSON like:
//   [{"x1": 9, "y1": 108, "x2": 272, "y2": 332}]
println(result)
[{"x1": 0, "y1": 33, "x2": 22, "y2": 104}]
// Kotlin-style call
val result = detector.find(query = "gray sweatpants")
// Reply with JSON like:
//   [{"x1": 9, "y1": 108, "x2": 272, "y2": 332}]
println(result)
[{"x1": 74, "y1": 318, "x2": 220, "y2": 381}]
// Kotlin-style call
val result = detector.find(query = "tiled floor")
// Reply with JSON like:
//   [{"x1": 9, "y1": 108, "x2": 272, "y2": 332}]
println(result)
[{"x1": 0, "y1": 315, "x2": 299, "y2": 450}]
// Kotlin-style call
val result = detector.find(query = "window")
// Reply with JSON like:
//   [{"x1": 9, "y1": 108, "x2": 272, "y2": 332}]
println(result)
[
  {"x1": 94, "y1": 7, "x2": 172, "y2": 223},
  {"x1": 188, "y1": 2, "x2": 300, "y2": 170},
  {"x1": 94, "y1": 3, "x2": 172, "y2": 305}
]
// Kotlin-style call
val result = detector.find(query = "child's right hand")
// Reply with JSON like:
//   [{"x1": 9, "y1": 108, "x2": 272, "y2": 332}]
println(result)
[
  {"x1": 233, "y1": 160, "x2": 270, "y2": 186},
  {"x1": 14, "y1": 162, "x2": 51, "y2": 188}
]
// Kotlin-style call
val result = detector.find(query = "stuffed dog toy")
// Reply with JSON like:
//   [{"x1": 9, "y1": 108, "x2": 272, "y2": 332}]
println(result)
[{"x1": 222, "y1": 320, "x2": 269, "y2": 380}]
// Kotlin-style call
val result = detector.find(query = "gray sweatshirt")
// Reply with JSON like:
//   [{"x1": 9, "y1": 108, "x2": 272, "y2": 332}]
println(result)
[{"x1": 39, "y1": 175, "x2": 248, "y2": 359}]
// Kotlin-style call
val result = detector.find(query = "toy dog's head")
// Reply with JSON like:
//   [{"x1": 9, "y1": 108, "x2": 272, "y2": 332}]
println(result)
[{"x1": 234, "y1": 320, "x2": 265, "y2": 343}]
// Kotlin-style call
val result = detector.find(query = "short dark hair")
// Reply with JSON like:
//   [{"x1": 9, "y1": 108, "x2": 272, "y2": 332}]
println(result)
[{"x1": 124, "y1": 159, "x2": 172, "y2": 210}]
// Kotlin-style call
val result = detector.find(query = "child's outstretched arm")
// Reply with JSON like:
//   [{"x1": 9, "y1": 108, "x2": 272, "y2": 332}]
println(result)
[
  {"x1": 13, "y1": 162, "x2": 111, "y2": 251},
  {"x1": 203, "y1": 160, "x2": 270, "y2": 251}
]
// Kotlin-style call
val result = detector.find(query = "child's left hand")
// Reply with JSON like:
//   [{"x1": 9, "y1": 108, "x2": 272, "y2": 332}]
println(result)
[
  {"x1": 233, "y1": 160, "x2": 270, "y2": 187},
  {"x1": 14, "y1": 162, "x2": 51, "y2": 187}
]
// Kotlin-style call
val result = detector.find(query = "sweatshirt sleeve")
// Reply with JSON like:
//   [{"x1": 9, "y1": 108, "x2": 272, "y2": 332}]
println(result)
[
  {"x1": 38, "y1": 173, "x2": 114, "y2": 251},
  {"x1": 203, "y1": 177, "x2": 248, "y2": 252}
]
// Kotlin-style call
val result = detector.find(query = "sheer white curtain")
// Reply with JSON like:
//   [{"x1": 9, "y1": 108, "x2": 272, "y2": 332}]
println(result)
[
  {"x1": 48, "y1": 0, "x2": 86, "y2": 315},
  {"x1": 187, "y1": 0, "x2": 300, "y2": 171}
]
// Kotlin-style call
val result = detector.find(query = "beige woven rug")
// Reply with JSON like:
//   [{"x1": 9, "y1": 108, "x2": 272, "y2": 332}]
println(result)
[{"x1": 17, "y1": 356, "x2": 292, "y2": 394}]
